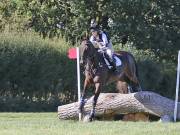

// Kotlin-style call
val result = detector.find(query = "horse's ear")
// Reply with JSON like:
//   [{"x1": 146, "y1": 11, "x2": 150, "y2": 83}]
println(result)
[
  {"x1": 81, "y1": 38, "x2": 91, "y2": 47},
  {"x1": 80, "y1": 38, "x2": 88, "y2": 47},
  {"x1": 81, "y1": 32, "x2": 89, "y2": 42},
  {"x1": 81, "y1": 36, "x2": 89, "y2": 42}
]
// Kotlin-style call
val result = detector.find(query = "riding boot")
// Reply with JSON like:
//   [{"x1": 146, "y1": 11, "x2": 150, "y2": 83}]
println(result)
[{"x1": 109, "y1": 57, "x2": 116, "y2": 71}]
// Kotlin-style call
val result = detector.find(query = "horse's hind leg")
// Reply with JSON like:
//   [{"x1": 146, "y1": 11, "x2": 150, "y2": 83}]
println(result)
[{"x1": 116, "y1": 81, "x2": 128, "y2": 94}]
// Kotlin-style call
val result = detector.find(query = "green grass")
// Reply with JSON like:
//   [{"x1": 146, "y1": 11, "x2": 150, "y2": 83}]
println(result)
[{"x1": 0, "y1": 113, "x2": 179, "y2": 135}]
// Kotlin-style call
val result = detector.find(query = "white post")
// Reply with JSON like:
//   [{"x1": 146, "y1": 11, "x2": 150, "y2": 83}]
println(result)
[
  {"x1": 174, "y1": 50, "x2": 180, "y2": 122},
  {"x1": 76, "y1": 47, "x2": 81, "y2": 121}
]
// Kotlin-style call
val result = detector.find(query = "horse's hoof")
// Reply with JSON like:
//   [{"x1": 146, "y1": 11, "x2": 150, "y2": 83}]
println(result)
[
  {"x1": 83, "y1": 114, "x2": 93, "y2": 122},
  {"x1": 159, "y1": 115, "x2": 173, "y2": 122}
]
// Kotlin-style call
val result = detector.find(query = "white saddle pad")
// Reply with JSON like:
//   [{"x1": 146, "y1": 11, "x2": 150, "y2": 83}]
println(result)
[{"x1": 114, "y1": 55, "x2": 122, "y2": 66}]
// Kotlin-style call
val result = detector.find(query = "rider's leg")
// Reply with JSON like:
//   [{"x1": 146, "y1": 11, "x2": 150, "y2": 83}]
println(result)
[{"x1": 106, "y1": 49, "x2": 116, "y2": 70}]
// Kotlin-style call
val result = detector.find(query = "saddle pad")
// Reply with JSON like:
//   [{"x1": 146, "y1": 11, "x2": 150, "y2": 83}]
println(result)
[{"x1": 114, "y1": 55, "x2": 122, "y2": 66}]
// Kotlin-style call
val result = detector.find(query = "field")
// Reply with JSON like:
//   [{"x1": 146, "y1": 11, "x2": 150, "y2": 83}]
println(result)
[{"x1": 0, "y1": 113, "x2": 179, "y2": 135}]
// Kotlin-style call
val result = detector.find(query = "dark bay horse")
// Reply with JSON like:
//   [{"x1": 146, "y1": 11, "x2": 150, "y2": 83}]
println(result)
[{"x1": 79, "y1": 39, "x2": 141, "y2": 121}]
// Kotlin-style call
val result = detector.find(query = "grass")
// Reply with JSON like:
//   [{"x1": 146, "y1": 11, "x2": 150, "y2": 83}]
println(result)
[{"x1": 0, "y1": 113, "x2": 179, "y2": 135}]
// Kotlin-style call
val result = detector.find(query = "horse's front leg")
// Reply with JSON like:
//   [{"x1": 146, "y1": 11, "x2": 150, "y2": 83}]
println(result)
[
  {"x1": 89, "y1": 82, "x2": 102, "y2": 121},
  {"x1": 79, "y1": 78, "x2": 90, "y2": 120}
]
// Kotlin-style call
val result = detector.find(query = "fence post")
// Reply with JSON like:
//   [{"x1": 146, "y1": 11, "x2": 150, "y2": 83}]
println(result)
[
  {"x1": 76, "y1": 47, "x2": 81, "y2": 121},
  {"x1": 174, "y1": 50, "x2": 180, "y2": 122}
]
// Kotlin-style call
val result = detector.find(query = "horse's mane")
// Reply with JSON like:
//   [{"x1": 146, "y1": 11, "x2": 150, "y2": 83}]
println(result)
[{"x1": 80, "y1": 39, "x2": 106, "y2": 69}]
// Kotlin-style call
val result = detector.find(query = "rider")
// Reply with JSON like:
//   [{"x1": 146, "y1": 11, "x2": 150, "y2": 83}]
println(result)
[{"x1": 89, "y1": 26, "x2": 116, "y2": 71}]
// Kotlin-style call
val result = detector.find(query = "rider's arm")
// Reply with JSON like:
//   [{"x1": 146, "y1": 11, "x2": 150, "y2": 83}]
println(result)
[
  {"x1": 89, "y1": 35, "x2": 94, "y2": 43},
  {"x1": 90, "y1": 36, "x2": 99, "y2": 48}
]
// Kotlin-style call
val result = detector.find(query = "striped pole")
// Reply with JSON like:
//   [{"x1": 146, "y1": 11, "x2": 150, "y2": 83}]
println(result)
[{"x1": 174, "y1": 50, "x2": 180, "y2": 122}]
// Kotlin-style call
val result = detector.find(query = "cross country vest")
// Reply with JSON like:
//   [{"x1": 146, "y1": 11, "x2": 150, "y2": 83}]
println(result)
[{"x1": 99, "y1": 32, "x2": 110, "y2": 44}]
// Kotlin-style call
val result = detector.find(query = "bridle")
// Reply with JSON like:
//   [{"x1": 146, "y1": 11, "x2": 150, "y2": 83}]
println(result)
[{"x1": 81, "y1": 41, "x2": 99, "y2": 75}]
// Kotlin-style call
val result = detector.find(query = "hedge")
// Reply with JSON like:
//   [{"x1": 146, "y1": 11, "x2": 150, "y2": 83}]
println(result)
[{"x1": 0, "y1": 32, "x2": 177, "y2": 111}]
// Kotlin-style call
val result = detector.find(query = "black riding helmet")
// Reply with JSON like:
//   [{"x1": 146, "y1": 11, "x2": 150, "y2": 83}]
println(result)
[{"x1": 90, "y1": 26, "x2": 100, "y2": 33}]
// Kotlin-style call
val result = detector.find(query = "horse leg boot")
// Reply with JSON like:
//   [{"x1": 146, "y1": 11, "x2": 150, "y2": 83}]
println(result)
[
  {"x1": 79, "y1": 97, "x2": 85, "y2": 120},
  {"x1": 89, "y1": 83, "x2": 101, "y2": 121}
]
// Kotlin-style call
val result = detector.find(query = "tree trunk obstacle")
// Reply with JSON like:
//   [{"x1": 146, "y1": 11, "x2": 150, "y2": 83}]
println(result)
[{"x1": 58, "y1": 91, "x2": 179, "y2": 121}]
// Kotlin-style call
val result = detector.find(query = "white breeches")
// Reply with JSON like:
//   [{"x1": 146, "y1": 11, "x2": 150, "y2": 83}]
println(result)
[
  {"x1": 106, "y1": 48, "x2": 113, "y2": 59},
  {"x1": 106, "y1": 41, "x2": 114, "y2": 59},
  {"x1": 107, "y1": 41, "x2": 114, "y2": 52}
]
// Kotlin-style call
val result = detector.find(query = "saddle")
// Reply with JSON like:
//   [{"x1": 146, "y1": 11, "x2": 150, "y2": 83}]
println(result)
[
  {"x1": 97, "y1": 48, "x2": 122, "y2": 72},
  {"x1": 100, "y1": 53, "x2": 122, "y2": 71},
  {"x1": 104, "y1": 54, "x2": 122, "y2": 70}
]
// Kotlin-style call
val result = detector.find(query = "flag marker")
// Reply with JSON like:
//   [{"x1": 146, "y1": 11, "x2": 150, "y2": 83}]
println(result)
[{"x1": 68, "y1": 47, "x2": 81, "y2": 121}]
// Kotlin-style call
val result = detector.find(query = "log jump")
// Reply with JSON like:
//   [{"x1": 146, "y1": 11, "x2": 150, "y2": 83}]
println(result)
[{"x1": 58, "y1": 91, "x2": 179, "y2": 121}]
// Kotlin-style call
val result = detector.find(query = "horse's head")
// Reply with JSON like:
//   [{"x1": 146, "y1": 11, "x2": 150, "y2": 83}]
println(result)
[{"x1": 79, "y1": 39, "x2": 96, "y2": 65}]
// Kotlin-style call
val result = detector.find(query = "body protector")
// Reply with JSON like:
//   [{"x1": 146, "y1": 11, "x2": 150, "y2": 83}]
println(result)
[
  {"x1": 90, "y1": 31, "x2": 117, "y2": 70},
  {"x1": 90, "y1": 32, "x2": 114, "y2": 59}
]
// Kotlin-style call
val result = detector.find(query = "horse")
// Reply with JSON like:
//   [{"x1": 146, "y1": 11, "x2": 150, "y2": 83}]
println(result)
[{"x1": 79, "y1": 39, "x2": 142, "y2": 121}]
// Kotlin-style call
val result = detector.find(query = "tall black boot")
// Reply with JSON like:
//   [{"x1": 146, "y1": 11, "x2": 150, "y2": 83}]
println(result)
[{"x1": 109, "y1": 58, "x2": 116, "y2": 71}]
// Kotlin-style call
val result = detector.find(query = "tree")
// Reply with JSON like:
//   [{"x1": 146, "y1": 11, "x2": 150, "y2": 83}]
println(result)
[
  {"x1": 106, "y1": 0, "x2": 180, "y2": 62},
  {"x1": 1, "y1": 0, "x2": 179, "y2": 60}
]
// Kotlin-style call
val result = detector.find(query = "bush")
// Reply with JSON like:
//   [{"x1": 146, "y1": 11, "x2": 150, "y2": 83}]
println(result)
[{"x1": 0, "y1": 32, "x2": 78, "y2": 111}]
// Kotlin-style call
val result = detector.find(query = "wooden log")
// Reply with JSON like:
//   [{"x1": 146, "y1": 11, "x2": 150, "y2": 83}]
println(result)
[{"x1": 58, "y1": 91, "x2": 180, "y2": 121}]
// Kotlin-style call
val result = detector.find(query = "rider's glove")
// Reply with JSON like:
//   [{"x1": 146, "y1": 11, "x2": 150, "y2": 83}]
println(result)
[
  {"x1": 98, "y1": 42, "x2": 106, "y2": 49},
  {"x1": 92, "y1": 41, "x2": 99, "y2": 48}
]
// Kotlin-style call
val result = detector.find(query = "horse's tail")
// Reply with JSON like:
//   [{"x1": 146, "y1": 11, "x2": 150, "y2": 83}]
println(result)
[
  {"x1": 124, "y1": 53, "x2": 139, "y2": 85},
  {"x1": 125, "y1": 52, "x2": 142, "y2": 91},
  {"x1": 134, "y1": 56, "x2": 140, "y2": 80}
]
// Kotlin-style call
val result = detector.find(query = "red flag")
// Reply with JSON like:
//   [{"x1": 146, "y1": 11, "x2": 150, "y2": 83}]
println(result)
[{"x1": 68, "y1": 48, "x2": 77, "y2": 59}]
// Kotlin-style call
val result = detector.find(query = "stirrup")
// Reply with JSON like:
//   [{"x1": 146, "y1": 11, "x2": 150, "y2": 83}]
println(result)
[
  {"x1": 110, "y1": 64, "x2": 116, "y2": 71},
  {"x1": 110, "y1": 61, "x2": 116, "y2": 70}
]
